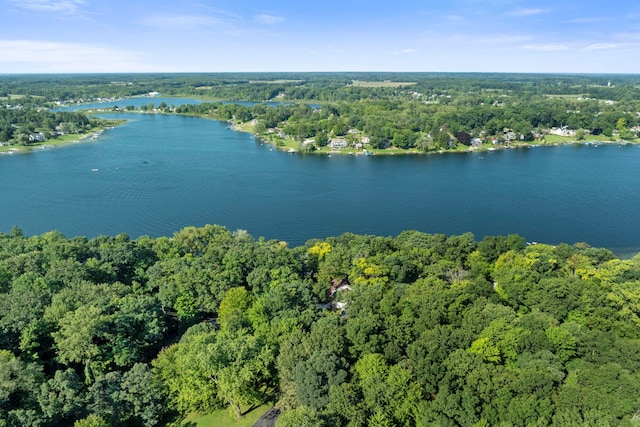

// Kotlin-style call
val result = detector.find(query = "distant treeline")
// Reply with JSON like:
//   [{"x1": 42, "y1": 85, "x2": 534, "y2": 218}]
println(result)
[
  {"x1": 2, "y1": 72, "x2": 640, "y2": 103},
  {"x1": 2, "y1": 225, "x2": 640, "y2": 426}
]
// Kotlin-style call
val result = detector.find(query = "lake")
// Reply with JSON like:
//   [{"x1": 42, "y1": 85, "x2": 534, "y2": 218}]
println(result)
[{"x1": 2, "y1": 110, "x2": 640, "y2": 256}]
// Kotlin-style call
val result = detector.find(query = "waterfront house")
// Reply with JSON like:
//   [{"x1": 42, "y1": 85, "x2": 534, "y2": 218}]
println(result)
[
  {"x1": 328, "y1": 139, "x2": 349, "y2": 149},
  {"x1": 29, "y1": 132, "x2": 46, "y2": 143},
  {"x1": 549, "y1": 126, "x2": 576, "y2": 137},
  {"x1": 504, "y1": 131, "x2": 517, "y2": 142}
]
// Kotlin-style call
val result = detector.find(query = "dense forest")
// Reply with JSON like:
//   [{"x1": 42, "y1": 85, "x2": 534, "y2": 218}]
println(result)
[{"x1": 2, "y1": 225, "x2": 640, "y2": 426}]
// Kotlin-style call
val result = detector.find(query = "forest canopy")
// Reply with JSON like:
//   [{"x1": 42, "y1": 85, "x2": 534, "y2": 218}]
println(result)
[{"x1": 1, "y1": 225, "x2": 640, "y2": 426}]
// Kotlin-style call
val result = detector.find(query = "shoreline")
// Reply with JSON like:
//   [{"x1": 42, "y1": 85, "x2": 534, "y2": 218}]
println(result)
[
  {"x1": 0, "y1": 122, "x2": 124, "y2": 155},
  {"x1": 230, "y1": 121, "x2": 638, "y2": 156}
]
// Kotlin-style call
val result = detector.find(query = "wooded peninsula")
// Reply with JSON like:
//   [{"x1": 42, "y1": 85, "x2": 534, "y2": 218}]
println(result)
[{"x1": 2, "y1": 73, "x2": 640, "y2": 155}]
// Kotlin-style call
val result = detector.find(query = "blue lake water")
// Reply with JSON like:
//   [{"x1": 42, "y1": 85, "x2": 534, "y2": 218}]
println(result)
[{"x1": 1, "y1": 111, "x2": 640, "y2": 255}]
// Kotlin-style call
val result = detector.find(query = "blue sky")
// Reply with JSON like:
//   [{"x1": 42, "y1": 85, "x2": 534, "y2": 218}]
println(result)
[{"x1": 1, "y1": 0, "x2": 639, "y2": 73}]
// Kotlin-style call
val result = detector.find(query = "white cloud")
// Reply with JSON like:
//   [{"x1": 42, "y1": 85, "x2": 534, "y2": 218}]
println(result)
[
  {"x1": 522, "y1": 44, "x2": 569, "y2": 51},
  {"x1": 326, "y1": 45, "x2": 345, "y2": 53},
  {"x1": 584, "y1": 43, "x2": 617, "y2": 51},
  {"x1": 612, "y1": 31, "x2": 640, "y2": 42},
  {"x1": 10, "y1": 0, "x2": 85, "y2": 14},
  {"x1": 507, "y1": 8, "x2": 545, "y2": 17},
  {"x1": 469, "y1": 35, "x2": 532, "y2": 45},
  {"x1": 388, "y1": 48, "x2": 417, "y2": 55},
  {"x1": 254, "y1": 14, "x2": 284, "y2": 25},
  {"x1": 139, "y1": 14, "x2": 227, "y2": 30},
  {"x1": 0, "y1": 39, "x2": 146, "y2": 72},
  {"x1": 568, "y1": 17, "x2": 602, "y2": 24}
]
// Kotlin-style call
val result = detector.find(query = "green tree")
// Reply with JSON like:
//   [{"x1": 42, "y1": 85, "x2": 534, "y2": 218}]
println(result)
[
  {"x1": 206, "y1": 330, "x2": 274, "y2": 418},
  {"x1": 119, "y1": 363, "x2": 166, "y2": 426},
  {"x1": 74, "y1": 414, "x2": 110, "y2": 427},
  {"x1": 107, "y1": 294, "x2": 166, "y2": 367},
  {"x1": 86, "y1": 372, "x2": 122, "y2": 424},
  {"x1": 0, "y1": 272, "x2": 53, "y2": 351},
  {"x1": 315, "y1": 131, "x2": 328, "y2": 147},
  {"x1": 154, "y1": 323, "x2": 274, "y2": 418},
  {"x1": 152, "y1": 338, "x2": 219, "y2": 414},
  {"x1": 294, "y1": 350, "x2": 348, "y2": 410},
  {"x1": 0, "y1": 350, "x2": 44, "y2": 422},
  {"x1": 218, "y1": 287, "x2": 254, "y2": 332},
  {"x1": 276, "y1": 406, "x2": 327, "y2": 427},
  {"x1": 53, "y1": 305, "x2": 107, "y2": 383},
  {"x1": 38, "y1": 368, "x2": 85, "y2": 424}
]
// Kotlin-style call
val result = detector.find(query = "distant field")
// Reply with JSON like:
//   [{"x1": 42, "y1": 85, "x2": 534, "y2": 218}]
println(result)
[
  {"x1": 543, "y1": 94, "x2": 586, "y2": 99},
  {"x1": 542, "y1": 133, "x2": 618, "y2": 144},
  {"x1": 349, "y1": 80, "x2": 417, "y2": 88},
  {"x1": 248, "y1": 80, "x2": 304, "y2": 84},
  {"x1": 0, "y1": 94, "x2": 44, "y2": 100}
]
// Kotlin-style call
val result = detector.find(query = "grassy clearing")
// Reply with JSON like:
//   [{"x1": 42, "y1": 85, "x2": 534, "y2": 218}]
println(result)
[
  {"x1": 0, "y1": 94, "x2": 45, "y2": 101},
  {"x1": 349, "y1": 80, "x2": 417, "y2": 88},
  {"x1": 180, "y1": 404, "x2": 271, "y2": 427},
  {"x1": 541, "y1": 134, "x2": 616, "y2": 144},
  {"x1": 543, "y1": 94, "x2": 586, "y2": 100}
]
